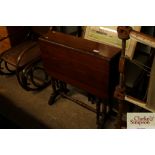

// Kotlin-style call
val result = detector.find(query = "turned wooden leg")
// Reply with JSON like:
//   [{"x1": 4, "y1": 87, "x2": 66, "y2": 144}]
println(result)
[
  {"x1": 96, "y1": 100, "x2": 101, "y2": 128},
  {"x1": 100, "y1": 102, "x2": 107, "y2": 128},
  {"x1": 48, "y1": 78, "x2": 60, "y2": 105},
  {"x1": 115, "y1": 100, "x2": 124, "y2": 129}
]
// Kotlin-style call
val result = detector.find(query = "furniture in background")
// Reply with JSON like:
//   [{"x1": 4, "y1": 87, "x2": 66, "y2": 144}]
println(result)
[
  {"x1": 39, "y1": 31, "x2": 121, "y2": 128},
  {"x1": 0, "y1": 26, "x2": 51, "y2": 90},
  {"x1": 52, "y1": 26, "x2": 82, "y2": 37},
  {"x1": 0, "y1": 26, "x2": 29, "y2": 55}
]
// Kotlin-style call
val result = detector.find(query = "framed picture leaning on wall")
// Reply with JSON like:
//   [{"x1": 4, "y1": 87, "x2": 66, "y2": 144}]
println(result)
[{"x1": 84, "y1": 26, "x2": 141, "y2": 59}]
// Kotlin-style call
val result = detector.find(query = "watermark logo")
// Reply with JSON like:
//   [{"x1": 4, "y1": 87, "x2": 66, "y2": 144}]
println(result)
[{"x1": 127, "y1": 113, "x2": 155, "y2": 129}]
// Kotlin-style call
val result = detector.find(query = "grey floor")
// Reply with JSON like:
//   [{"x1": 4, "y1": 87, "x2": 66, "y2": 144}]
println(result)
[{"x1": 0, "y1": 75, "x2": 116, "y2": 129}]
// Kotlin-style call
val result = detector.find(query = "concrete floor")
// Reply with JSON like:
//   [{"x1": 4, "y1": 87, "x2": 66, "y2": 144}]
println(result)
[{"x1": 0, "y1": 75, "x2": 116, "y2": 129}]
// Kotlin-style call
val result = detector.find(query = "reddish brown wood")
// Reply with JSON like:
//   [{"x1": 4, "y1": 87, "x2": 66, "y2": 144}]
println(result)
[
  {"x1": 39, "y1": 31, "x2": 121, "y2": 99},
  {"x1": 0, "y1": 26, "x2": 30, "y2": 54}
]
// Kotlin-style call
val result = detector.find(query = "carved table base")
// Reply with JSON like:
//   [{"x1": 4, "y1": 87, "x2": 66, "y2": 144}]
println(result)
[{"x1": 48, "y1": 78, "x2": 108, "y2": 128}]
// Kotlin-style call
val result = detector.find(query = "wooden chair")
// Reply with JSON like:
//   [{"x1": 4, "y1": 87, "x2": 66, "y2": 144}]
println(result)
[
  {"x1": 125, "y1": 27, "x2": 155, "y2": 100},
  {"x1": 114, "y1": 26, "x2": 155, "y2": 128},
  {"x1": 0, "y1": 26, "x2": 51, "y2": 90}
]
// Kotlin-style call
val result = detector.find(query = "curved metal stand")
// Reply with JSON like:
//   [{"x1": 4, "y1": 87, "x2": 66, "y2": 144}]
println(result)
[
  {"x1": 16, "y1": 59, "x2": 51, "y2": 91},
  {"x1": 0, "y1": 41, "x2": 50, "y2": 91},
  {"x1": 0, "y1": 59, "x2": 16, "y2": 75}
]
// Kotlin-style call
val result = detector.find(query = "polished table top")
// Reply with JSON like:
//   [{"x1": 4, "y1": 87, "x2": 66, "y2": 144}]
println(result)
[{"x1": 39, "y1": 31, "x2": 121, "y2": 99}]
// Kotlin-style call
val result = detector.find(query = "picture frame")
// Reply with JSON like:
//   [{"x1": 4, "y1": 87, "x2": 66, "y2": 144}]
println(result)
[{"x1": 84, "y1": 26, "x2": 141, "y2": 59}]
